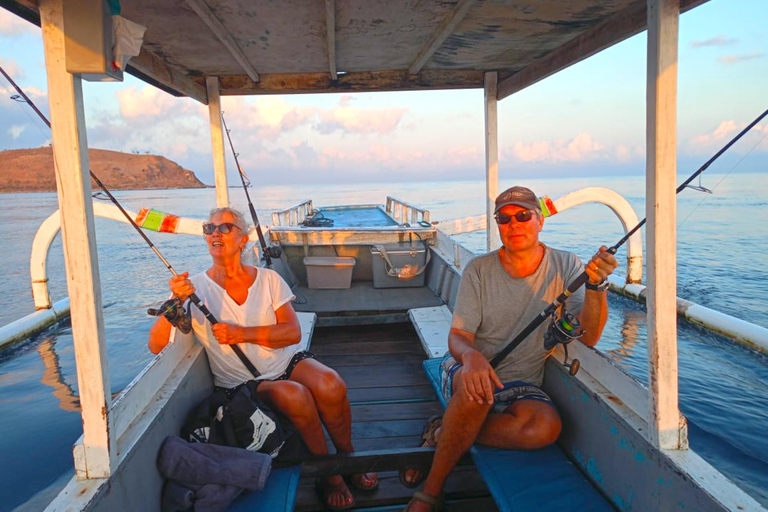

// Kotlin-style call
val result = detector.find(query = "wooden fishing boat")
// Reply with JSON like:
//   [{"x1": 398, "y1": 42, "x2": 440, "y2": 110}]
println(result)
[{"x1": 1, "y1": 0, "x2": 766, "y2": 511}]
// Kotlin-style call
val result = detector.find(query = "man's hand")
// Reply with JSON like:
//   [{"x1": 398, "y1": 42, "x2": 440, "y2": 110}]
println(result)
[
  {"x1": 460, "y1": 350, "x2": 503, "y2": 405},
  {"x1": 585, "y1": 246, "x2": 619, "y2": 285},
  {"x1": 212, "y1": 323, "x2": 245, "y2": 345}
]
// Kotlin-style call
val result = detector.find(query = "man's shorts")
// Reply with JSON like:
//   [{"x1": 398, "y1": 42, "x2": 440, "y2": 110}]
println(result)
[{"x1": 439, "y1": 355, "x2": 554, "y2": 413}]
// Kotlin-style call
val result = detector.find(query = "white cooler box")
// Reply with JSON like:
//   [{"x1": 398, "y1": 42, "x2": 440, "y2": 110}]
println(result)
[
  {"x1": 303, "y1": 257, "x2": 356, "y2": 289},
  {"x1": 370, "y1": 242, "x2": 430, "y2": 288}
]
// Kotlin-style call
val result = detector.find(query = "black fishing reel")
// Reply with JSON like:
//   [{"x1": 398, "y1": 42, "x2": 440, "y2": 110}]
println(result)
[
  {"x1": 148, "y1": 297, "x2": 192, "y2": 334},
  {"x1": 543, "y1": 307, "x2": 583, "y2": 376}
]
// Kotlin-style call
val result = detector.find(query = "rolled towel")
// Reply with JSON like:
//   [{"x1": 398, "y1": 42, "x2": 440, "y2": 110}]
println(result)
[{"x1": 158, "y1": 436, "x2": 271, "y2": 491}]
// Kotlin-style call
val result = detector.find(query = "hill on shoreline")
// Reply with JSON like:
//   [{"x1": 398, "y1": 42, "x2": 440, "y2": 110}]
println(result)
[{"x1": 0, "y1": 147, "x2": 208, "y2": 193}]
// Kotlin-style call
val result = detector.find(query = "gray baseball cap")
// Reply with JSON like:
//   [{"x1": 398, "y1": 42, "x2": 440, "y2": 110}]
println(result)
[{"x1": 494, "y1": 186, "x2": 540, "y2": 213}]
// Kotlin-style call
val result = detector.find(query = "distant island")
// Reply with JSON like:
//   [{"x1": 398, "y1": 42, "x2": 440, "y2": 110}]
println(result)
[{"x1": 0, "y1": 147, "x2": 208, "y2": 193}]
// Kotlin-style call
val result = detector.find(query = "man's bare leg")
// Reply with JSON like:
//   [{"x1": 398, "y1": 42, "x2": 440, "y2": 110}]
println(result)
[
  {"x1": 405, "y1": 369, "x2": 493, "y2": 511},
  {"x1": 476, "y1": 400, "x2": 561, "y2": 449},
  {"x1": 404, "y1": 379, "x2": 561, "y2": 512}
]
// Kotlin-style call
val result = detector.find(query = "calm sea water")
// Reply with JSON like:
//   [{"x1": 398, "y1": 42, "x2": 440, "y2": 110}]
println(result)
[{"x1": 1, "y1": 174, "x2": 767, "y2": 510}]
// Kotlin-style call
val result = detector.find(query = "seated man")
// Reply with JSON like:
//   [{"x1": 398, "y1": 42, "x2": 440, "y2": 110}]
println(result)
[{"x1": 401, "y1": 186, "x2": 618, "y2": 512}]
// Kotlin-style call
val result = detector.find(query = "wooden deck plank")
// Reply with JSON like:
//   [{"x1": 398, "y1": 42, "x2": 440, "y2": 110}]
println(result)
[
  {"x1": 351, "y1": 402, "x2": 443, "y2": 422},
  {"x1": 295, "y1": 322, "x2": 489, "y2": 511},
  {"x1": 347, "y1": 385, "x2": 435, "y2": 403}
]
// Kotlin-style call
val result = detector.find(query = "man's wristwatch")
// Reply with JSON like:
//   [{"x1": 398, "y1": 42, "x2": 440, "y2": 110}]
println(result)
[{"x1": 585, "y1": 280, "x2": 609, "y2": 292}]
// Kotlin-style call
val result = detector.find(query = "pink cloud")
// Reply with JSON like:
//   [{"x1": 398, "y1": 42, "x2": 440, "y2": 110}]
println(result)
[
  {"x1": 510, "y1": 132, "x2": 605, "y2": 163},
  {"x1": 315, "y1": 97, "x2": 408, "y2": 135},
  {"x1": 0, "y1": 57, "x2": 24, "y2": 81},
  {"x1": 717, "y1": 52, "x2": 763, "y2": 65}
]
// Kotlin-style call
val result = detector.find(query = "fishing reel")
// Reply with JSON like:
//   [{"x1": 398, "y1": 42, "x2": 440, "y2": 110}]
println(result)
[
  {"x1": 264, "y1": 246, "x2": 283, "y2": 259},
  {"x1": 543, "y1": 306, "x2": 583, "y2": 376},
  {"x1": 148, "y1": 297, "x2": 192, "y2": 334}
]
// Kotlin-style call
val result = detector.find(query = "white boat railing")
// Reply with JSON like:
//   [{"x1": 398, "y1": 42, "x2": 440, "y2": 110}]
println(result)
[
  {"x1": 386, "y1": 196, "x2": 430, "y2": 224},
  {"x1": 271, "y1": 199, "x2": 313, "y2": 227}
]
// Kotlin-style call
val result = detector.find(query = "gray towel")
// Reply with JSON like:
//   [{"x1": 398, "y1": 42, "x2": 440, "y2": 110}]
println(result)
[{"x1": 158, "y1": 436, "x2": 272, "y2": 490}]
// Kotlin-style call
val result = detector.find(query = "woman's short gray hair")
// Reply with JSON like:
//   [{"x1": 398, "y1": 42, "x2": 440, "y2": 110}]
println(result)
[{"x1": 208, "y1": 207, "x2": 249, "y2": 232}]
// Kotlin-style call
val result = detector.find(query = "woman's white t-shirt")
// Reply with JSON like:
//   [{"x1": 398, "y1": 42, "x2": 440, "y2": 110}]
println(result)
[{"x1": 187, "y1": 268, "x2": 297, "y2": 388}]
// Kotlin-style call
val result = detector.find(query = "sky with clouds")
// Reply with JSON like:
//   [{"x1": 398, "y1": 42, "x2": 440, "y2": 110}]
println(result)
[{"x1": 0, "y1": 0, "x2": 766, "y2": 186}]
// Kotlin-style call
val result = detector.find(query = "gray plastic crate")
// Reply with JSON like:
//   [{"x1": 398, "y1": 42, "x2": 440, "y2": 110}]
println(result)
[{"x1": 303, "y1": 256, "x2": 355, "y2": 289}]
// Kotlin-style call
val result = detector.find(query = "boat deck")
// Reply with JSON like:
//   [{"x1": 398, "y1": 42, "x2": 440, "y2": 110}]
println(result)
[
  {"x1": 295, "y1": 322, "x2": 496, "y2": 511},
  {"x1": 293, "y1": 283, "x2": 444, "y2": 316}
]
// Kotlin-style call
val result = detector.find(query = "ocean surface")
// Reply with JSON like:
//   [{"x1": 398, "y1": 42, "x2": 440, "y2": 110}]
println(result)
[{"x1": 0, "y1": 174, "x2": 767, "y2": 510}]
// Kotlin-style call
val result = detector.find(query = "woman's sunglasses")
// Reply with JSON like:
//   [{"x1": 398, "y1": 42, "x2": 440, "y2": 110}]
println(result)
[
  {"x1": 495, "y1": 210, "x2": 536, "y2": 225},
  {"x1": 202, "y1": 222, "x2": 241, "y2": 235}
]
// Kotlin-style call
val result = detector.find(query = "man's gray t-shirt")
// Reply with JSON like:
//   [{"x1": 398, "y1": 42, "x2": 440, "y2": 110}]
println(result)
[{"x1": 450, "y1": 246, "x2": 585, "y2": 387}]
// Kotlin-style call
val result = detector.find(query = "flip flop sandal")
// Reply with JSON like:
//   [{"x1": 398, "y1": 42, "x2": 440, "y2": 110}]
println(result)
[
  {"x1": 315, "y1": 477, "x2": 355, "y2": 511},
  {"x1": 402, "y1": 491, "x2": 444, "y2": 512},
  {"x1": 398, "y1": 415, "x2": 442, "y2": 488},
  {"x1": 347, "y1": 472, "x2": 379, "y2": 492}
]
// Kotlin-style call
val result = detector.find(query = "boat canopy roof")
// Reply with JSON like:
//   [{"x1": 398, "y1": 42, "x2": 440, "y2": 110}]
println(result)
[{"x1": 4, "y1": 0, "x2": 706, "y2": 103}]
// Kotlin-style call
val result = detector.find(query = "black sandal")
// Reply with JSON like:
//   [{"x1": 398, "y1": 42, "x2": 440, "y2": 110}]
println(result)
[
  {"x1": 348, "y1": 472, "x2": 379, "y2": 492},
  {"x1": 398, "y1": 415, "x2": 442, "y2": 488},
  {"x1": 402, "y1": 491, "x2": 443, "y2": 512}
]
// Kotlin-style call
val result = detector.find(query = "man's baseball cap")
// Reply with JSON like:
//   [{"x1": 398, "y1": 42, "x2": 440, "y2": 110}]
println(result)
[{"x1": 494, "y1": 186, "x2": 541, "y2": 214}]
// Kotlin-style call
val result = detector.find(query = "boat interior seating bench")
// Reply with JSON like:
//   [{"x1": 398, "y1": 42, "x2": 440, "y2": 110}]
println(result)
[{"x1": 412, "y1": 306, "x2": 615, "y2": 512}]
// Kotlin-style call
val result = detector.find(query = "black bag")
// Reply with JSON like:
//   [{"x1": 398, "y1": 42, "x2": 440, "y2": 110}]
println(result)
[{"x1": 181, "y1": 381, "x2": 310, "y2": 466}]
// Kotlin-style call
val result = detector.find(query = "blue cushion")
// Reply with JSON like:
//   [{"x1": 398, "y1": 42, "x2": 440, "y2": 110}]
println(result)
[
  {"x1": 422, "y1": 358, "x2": 614, "y2": 512},
  {"x1": 227, "y1": 465, "x2": 301, "y2": 512}
]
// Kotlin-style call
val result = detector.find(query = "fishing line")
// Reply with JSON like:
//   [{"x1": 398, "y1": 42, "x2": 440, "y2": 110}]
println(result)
[
  {"x1": 678, "y1": 130, "x2": 768, "y2": 228},
  {"x1": 490, "y1": 108, "x2": 768, "y2": 370},
  {"x1": 0, "y1": 64, "x2": 261, "y2": 378}
]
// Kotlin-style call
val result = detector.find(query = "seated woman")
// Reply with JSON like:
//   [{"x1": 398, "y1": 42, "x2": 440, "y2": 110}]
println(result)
[{"x1": 149, "y1": 207, "x2": 376, "y2": 511}]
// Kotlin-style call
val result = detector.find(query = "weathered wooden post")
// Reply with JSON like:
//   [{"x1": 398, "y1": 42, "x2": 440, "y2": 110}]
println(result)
[{"x1": 646, "y1": 0, "x2": 687, "y2": 450}]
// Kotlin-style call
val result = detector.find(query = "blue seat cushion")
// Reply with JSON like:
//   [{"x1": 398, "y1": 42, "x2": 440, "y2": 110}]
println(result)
[
  {"x1": 227, "y1": 465, "x2": 301, "y2": 512},
  {"x1": 422, "y1": 358, "x2": 614, "y2": 512}
]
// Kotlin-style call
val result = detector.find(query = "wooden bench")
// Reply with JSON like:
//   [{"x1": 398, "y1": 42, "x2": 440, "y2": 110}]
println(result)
[
  {"x1": 410, "y1": 307, "x2": 614, "y2": 512},
  {"x1": 226, "y1": 312, "x2": 315, "y2": 512}
]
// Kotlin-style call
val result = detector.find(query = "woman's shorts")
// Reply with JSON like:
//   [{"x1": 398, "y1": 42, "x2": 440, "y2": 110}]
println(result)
[{"x1": 439, "y1": 355, "x2": 554, "y2": 413}]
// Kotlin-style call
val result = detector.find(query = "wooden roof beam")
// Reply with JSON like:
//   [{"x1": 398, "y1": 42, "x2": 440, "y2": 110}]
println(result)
[
  {"x1": 408, "y1": 0, "x2": 477, "y2": 75},
  {"x1": 497, "y1": 0, "x2": 709, "y2": 100},
  {"x1": 184, "y1": 0, "x2": 260, "y2": 83},
  {"x1": 211, "y1": 69, "x2": 484, "y2": 95},
  {"x1": 127, "y1": 47, "x2": 208, "y2": 104},
  {"x1": 325, "y1": 0, "x2": 337, "y2": 79}
]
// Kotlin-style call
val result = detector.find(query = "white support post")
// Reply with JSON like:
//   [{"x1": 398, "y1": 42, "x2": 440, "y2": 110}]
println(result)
[
  {"x1": 39, "y1": 0, "x2": 115, "y2": 478},
  {"x1": 484, "y1": 72, "x2": 500, "y2": 252},
  {"x1": 207, "y1": 76, "x2": 229, "y2": 207},
  {"x1": 646, "y1": 0, "x2": 686, "y2": 450}
]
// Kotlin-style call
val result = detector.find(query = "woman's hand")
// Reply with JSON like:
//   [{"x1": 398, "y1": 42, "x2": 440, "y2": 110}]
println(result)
[
  {"x1": 460, "y1": 350, "x2": 503, "y2": 405},
  {"x1": 169, "y1": 272, "x2": 195, "y2": 301},
  {"x1": 212, "y1": 323, "x2": 245, "y2": 345}
]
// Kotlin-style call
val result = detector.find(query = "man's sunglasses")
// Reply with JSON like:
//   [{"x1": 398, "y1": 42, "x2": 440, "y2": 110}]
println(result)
[
  {"x1": 202, "y1": 222, "x2": 241, "y2": 235},
  {"x1": 495, "y1": 210, "x2": 536, "y2": 225}
]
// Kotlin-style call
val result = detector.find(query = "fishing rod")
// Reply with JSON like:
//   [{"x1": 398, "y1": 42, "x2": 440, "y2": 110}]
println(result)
[
  {"x1": 489, "y1": 107, "x2": 768, "y2": 371},
  {"x1": 220, "y1": 113, "x2": 277, "y2": 267},
  {"x1": 0, "y1": 64, "x2": 261, "y2": 378}
]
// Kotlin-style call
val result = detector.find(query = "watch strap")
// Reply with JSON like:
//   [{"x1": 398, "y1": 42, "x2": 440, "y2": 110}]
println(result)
[{"x1": 585, "y1": 280, "x2": 609, "y2": 292}]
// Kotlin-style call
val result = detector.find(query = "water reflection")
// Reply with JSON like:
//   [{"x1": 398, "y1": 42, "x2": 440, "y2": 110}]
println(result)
[
  {"x1": 37, "y1": 338, "x2": 79, "y2": 412},
  {"x1": 604, "y1": 307, "x2": 644, "y2": 367}
]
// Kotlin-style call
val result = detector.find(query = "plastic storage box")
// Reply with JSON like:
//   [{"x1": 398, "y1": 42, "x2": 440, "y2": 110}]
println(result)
[
  {"x1": 370, "y1": 242, "x2": 428, "y2": 288},
  {"x1": 303, "y1": 257, "x2": 355, "y2": 289}
]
